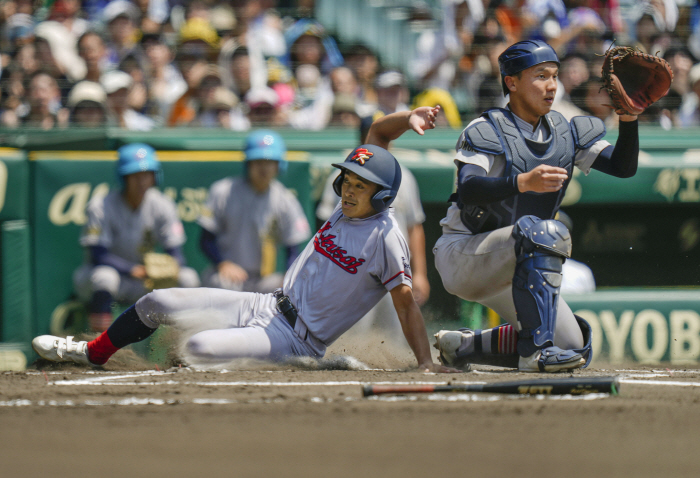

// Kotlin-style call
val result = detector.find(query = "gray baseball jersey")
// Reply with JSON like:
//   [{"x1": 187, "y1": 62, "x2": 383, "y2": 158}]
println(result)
[
  {"x1": 80, "y1": 188, "x2": 186, "y2": 263},
  {"x1": 197, "y1": 177, "x2": 311, "y2": 276},
  {"x1": 284, "y1": 203, "x2": 412, "y2": 345}
]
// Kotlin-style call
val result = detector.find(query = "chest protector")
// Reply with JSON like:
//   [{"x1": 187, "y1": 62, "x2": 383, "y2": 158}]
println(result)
[{"x1": 455, "y1": 108, "x2": 605, "y2": 234}]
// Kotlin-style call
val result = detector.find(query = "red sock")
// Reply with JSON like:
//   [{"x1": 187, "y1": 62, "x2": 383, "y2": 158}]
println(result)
[{"x1": 87, "y1": 332, "x2": 120, "y2": 365}]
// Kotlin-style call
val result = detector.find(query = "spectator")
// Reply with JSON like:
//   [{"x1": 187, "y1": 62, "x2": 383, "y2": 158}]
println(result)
[
  {"x1": 130, "y1": 0, "x2": 171, "y2": 34},
  {"x1": 101, "y1": 69, "x2": 155, "y2": 130},
  {"x1": 194, "y1": 85, "x2": 239, "y2": 128},
  {"x1": 20, "y1": 71, "x2": 69, "y2": 129},
  {"x1": 284, "y1": 18, "x2": 342, "y2": 75},
  {"x1": 552, "y1": 53, "x2": 590, "y2": 119},
  {"x1": 411, "y1": 87, "x2": 462, "y2": 130},
  {"x1": 677, "y1": 62, "x2": 700, "y2": 128},
  {"x1": 328, "y1": 93, "x2": 361, "y2": 128},
  {"x1": 73, "y1": 143, "x2": 200, "y2": 331},
  {"x1": 167, "y1": 47, "x2": 209, "y2": 126},
  {"x1": 141, "y1": 32, "x2": 187, "y2": 124},
  {"x1": 375, "y1": 70, "x2": 410, "y2": 116},
  {"x1": 178, "y1": 16, "x2": 220, "y2": 62},
  {"x1": 329, "y1": 66, "x2": 374, "y2": 118},
  {"x1": 67, "y1": 80, "x2": 108, "y2": 127},
  {"x1": 47, "y1": 0, "x2": 89, "y2": 42},
  {"x1": 78, "y1": 31, "x2": 109, "y2": 83},
  {"x1": 220, "y1": 45, "x2": 255, "y2": 102},
  {"x1": 102, "y1": 0, "x2": 145, "y2": 71},
  {"x1": 34, "y1": 22, "x2": 81, "y2": 99},
  {"x1": 342, "y1": 43, "x2": 379, "y2": 108},
  {"x1": 245, "y1": 86, "x2": 285, "y2": 127},
  {"x1": 197, "y1": 130, "x2": 311, "y2": 293}
]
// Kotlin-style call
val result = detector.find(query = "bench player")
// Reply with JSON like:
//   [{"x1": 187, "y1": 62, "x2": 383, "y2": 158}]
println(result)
[
  {"x1": 33, "y1": 110, "x2": 457, "y2": 373},
  {"x1": 198, "y1": 130, "x2": 311, "y2": 293},
  {"x1": 72, "y1": 143, "x2": 200, "y2": 332}
]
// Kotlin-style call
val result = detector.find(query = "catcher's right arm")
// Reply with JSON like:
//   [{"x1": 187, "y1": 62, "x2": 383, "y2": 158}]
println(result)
[{"x1": 601, "y1": 46, "x2": 674, "y2": 116}]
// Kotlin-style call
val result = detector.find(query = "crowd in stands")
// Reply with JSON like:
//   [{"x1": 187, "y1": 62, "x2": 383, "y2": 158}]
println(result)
[{"x1": 2, "y1": 0, "x2": 700, "y2": 131}]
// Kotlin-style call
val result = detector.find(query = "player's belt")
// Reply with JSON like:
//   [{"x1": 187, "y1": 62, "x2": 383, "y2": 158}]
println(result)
[{"x1": 273, "y1": 289, "x2": 298, "y2": 328}]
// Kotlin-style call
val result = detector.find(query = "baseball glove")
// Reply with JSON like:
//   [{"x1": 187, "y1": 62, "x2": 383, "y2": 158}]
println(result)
[
  {"x1": 601, "y1": 46, "x2": 673, "y2": 116},
  {"x1": 143, "y1": 252, "x2": 180, "y2": 290}
]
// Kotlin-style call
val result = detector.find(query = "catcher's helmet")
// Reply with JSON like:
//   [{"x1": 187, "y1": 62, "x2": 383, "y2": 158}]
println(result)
[
  {"x1": 498, "y1": 40, "x2": 560, "y2": 95},
  {"x1": 244, "y1": 129, "x2": 287, "y2": 173},
  {"x1": 116, "y1": 143, "x2": 162, "y2": 186},
  {"x1": 331, "y1": 144, "x2": 401, "y2": 213}
]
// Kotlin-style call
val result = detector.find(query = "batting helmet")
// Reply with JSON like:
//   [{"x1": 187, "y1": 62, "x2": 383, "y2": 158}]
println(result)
[
  {"x1": 498, "y1": 40, "x2": 560, "y2": 95},
  {"x1": 331, "y1": 144, "x2": 401, "y2": 213},
  {"x1": 244, "y1": 129, "x2": 287, "y2": 173},
  {"x1": 116, "y1": 143, "x2": 162, "y2": 187}
]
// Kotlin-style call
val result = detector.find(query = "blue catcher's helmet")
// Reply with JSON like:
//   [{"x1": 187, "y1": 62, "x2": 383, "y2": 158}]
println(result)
[
  {"x1": 498, "y1": 40, "x2": 560, "y2": 96},
  {"x1": 331, "y1": 144, "x2": 401, "y2": 213},
  {"x1": 116, "y1": 143, "x2": 162, "y2": 187},
  {"x1": 244, "y1": 129, "x2": 287, "y2": 173}
]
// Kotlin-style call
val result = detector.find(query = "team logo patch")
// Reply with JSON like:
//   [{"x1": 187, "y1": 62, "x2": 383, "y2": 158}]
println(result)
[
  {"x1": 350, "y1": 148, "x2": 373, "y2": 165},
  {"x1": 314, "y1": 221, "x2": 365, "y2": 274}
]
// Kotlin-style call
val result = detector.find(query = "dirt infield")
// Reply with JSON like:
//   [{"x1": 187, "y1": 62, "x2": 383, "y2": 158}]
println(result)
[{"x1": 2, "y1": 332, "x2": 700, "y2": 478}]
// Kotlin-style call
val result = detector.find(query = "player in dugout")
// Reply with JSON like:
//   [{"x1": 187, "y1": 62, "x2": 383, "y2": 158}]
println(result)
[{"x1": 33, "y1": 107, "x2": 459, "y2": 374}]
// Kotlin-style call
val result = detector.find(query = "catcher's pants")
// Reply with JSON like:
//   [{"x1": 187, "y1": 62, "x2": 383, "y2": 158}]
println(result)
[
  {"x1": 433, "y1": 227, "x2": 584, "y2": 350},
  {"x1": 73, "y1": 264, "x2": 201, "y2": 304},
  {"x1": 135, "y1": 287, "x2": 323, "y2": 363}
]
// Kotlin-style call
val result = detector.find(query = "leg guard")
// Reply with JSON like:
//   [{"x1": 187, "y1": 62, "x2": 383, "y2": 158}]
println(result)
[
  {"x1": 572, "y1": 315, "x2": 593, "y2": 368},
  {"x1": 511, "y1": 216, "x2": 572, "y2": 357}
]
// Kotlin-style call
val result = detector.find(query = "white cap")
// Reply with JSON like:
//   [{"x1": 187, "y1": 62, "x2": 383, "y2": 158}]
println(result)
[
  {"x1": 101, "y1": 70, "x2": 133, "y2": 94},
  {"x1": 68, "y1": 81, "x2": 107, "y2": 108},
  {"x1": 376, "y1": 70, "x2": 405, "y2": 89},
  {"x1": 245, "y1": 87, "x2": 279, "y2": 107},
  {"x1": 102, "y1": 0, "x2": 139, "y2": 24}
]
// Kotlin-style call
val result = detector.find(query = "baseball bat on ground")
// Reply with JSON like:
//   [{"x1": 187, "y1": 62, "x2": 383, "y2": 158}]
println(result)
[{"x1": 362, "y1": 376, "x2": 619, "y2": 397}]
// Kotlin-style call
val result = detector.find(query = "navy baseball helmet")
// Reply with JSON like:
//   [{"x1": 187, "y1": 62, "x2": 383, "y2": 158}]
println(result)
[
  {"x1": 331, "y1": 144, "x2": 401, "y2": 213},
  {"x1": 498, "y1": 40, "x2": 560, "y2": 95},
  {"x1": 244, "y1": 129, "x2": 287, "y2": 173},
  {"x1": 116, "y1": 143, "x2": 162, "y2": 186}
]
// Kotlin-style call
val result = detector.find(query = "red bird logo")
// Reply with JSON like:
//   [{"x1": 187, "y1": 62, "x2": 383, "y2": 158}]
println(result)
[{"x1": 350, "y1": 148, "x2": 373, "y2": 165}]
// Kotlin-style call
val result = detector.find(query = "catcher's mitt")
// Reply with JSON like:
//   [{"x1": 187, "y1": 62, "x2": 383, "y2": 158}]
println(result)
[
  {"x1": 601, "y1": 46, "x2": 673, "y2": 116},
  {"x1": 143, "y1": 252, "x2": 180, "y2": 290}
]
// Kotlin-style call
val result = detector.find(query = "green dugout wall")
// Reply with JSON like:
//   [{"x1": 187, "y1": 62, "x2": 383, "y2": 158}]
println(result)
[{"x1": 0, "y1": 126, "x2": 698, "y2": 365}]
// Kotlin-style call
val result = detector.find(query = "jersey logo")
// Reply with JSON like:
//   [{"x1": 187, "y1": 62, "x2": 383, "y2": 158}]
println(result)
[
  {"x1": 350, "y1": 148, "x2": 373, "y2": 165},
  {"x1": 313, "y1": 221, "x2": 366, "y2": 274}
]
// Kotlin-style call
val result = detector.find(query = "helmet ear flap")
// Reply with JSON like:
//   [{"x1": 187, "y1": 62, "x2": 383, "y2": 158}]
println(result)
[{"x1": 332, "y1": 171, "x2": 344, "y2": 197}]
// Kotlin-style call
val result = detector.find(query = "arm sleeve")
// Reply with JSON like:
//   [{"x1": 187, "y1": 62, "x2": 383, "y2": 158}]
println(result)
[
  {"x1": 456, "y1": 162, "x2": 520, "y2": 205},
  {"x1": 90, "y1": 245, "x2": 136, "y2": 275},
  {"x1": 199, "y1": 228, "x2": 223, "y2": 265},
  {"x1": 590, "y1": 119, "x2": 639, "y2": 178}
]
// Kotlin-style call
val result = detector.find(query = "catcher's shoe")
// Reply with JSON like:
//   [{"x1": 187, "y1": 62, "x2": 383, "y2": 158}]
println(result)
[
  {"x1": 433, "y1": 329, "x2": 473, "y2": 371},
  {"x1": 518, "y1": 346, "x2": 585, "y2": 373},
  {"x1": 32, "y1": 335, "x2": 92, "y2": 365}
]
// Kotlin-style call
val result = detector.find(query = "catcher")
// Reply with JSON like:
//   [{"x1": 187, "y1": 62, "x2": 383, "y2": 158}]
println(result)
[
  {"x1": 72, "y1": 144, "x2": 200, "y2": 332},
  {"x1": 427, "y1": 40, "x2": 672, "y2": 372}
]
